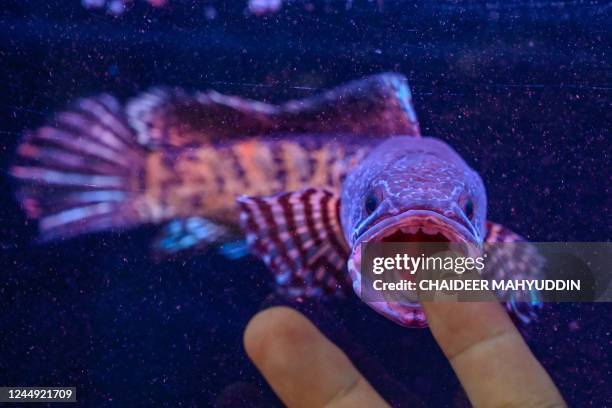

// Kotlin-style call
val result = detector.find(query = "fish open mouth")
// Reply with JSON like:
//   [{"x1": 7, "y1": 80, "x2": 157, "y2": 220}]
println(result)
[
  {"x1": 347, "y1": 209, "x2": 480, "y2": 328},
  {"x1": 357, "y1": 208, "x2": 477, "y2": 245}
]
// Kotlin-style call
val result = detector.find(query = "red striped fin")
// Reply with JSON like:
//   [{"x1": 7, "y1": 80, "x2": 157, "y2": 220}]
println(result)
[
  {"x1": 484, "y1": 221, "x2": 544, "y2": 324},
  {"x1": 237, "y1": 188, "x2": 351, "y2": 298},
  {"x1": 485, "y1": 221, "x2": 524, "y2": 243}
]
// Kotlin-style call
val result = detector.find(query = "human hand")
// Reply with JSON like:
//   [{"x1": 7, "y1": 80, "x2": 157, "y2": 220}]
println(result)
[{"x1": 243, "y1": 302, "x2": 566, "y2": 407}]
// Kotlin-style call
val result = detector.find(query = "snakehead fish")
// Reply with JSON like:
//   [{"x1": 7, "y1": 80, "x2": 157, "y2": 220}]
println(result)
[{"x1": 11, "y1": 73, "x2": 541, "y2": 328}]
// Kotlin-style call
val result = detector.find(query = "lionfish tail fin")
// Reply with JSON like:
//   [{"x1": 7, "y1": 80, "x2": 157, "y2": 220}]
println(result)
[{"x1": 11, "y1": 94, "x2": 149, "y2": 241}]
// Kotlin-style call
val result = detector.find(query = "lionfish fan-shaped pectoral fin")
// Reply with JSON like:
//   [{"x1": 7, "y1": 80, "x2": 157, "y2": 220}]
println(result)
[
  {"x1": 125, "y1": 73, "x2": 420, "y2": 148},
  {"x1": 484, "y1": 221, "x2": 544, "y2": 324},
  {"x1": 237, "y1": 188, "x2": 351, "y2": 299}
]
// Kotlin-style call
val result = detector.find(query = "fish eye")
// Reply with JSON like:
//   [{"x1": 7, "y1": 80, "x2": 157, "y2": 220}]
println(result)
[
  {"x1": 464, "y1": 199, "x2": 474, "y2": 219},
  {"x1": 364, "y1": 190, "x2": 379, "y2": 215}
]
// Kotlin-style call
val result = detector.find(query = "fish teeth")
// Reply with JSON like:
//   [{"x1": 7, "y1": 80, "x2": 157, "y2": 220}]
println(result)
[
  {"x1": 401, "y1": 226, "x2": 419, "y2": 234},
  {"x1": 441, "y1": 230, "x2": 454, "y2": 241},
  {"x1": 422, "y1": 226, "x2": 438, "y2": 235}
]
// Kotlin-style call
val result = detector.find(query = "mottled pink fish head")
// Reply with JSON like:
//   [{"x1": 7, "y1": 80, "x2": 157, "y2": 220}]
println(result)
[{"x1": 341, "y1": 136, "x2": 487, "y2": 327}]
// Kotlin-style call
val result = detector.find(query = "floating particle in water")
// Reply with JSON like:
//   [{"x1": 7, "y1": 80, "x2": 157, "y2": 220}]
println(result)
[
  {"x1": 82, "y1": 0, "x2": 106, "y2": 7},
  {"x1": 248, "y1": 0, "x2": 282, "y2": 15},
  {"x1": 246, "y1": 0, "x2": 386, "y2": 16},
  {"x1": 108, "y1": 0, "x2": 127, "y2": 15},
  {"x1": 82, "y1": 0, "x2": 167, "y2": 16},
  {"x1": 346, "y1": 0, "x2": 384, "y2": 11},
  {"x1": 204, "y1": 5, "x2": 217, "y2": 20}
]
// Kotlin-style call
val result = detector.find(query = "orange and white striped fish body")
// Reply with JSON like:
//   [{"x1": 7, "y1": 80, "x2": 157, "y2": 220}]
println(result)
[{"x1": 140, "y1": 137, "x2": 371, "y2": 227}]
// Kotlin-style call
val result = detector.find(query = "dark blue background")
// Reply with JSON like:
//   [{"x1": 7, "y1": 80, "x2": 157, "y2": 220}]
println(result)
[{"x1": 0, "y1": 1, "x2": 610, "y2": 406}]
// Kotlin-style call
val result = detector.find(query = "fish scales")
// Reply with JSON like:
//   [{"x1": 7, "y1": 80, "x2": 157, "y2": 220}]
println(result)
[{"x1": 141, "y1": 138, "x2": 371, "y2": 224}]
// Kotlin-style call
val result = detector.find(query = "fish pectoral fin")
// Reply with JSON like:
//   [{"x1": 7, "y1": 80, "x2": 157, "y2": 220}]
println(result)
[
  {"x1": 152, "y1": 217, "x2": 229, "y2": 257},
  {"x1": 237, "y1": 188, "x2": 352, "y2": 298},
  {"x1": 484, "y1": 221, "x2": 544, "y2": 324},
  {"x1": 218, "y1": 240, "x2": 250, "y2": 260}
]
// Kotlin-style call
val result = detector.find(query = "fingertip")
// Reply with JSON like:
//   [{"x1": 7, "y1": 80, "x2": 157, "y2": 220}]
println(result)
[
  {"x1": 243, "y1": 306, "x2": 315, "y2": 366},
  {"x1": 422, "y1": 301, "x2": 565, "y2": 407},
  {"x1": 421, "y1": 301, "x2": 514, "y2": 360},
  {"x1": 242, "y1": 307, "x2": 389, "y2": 407}
]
